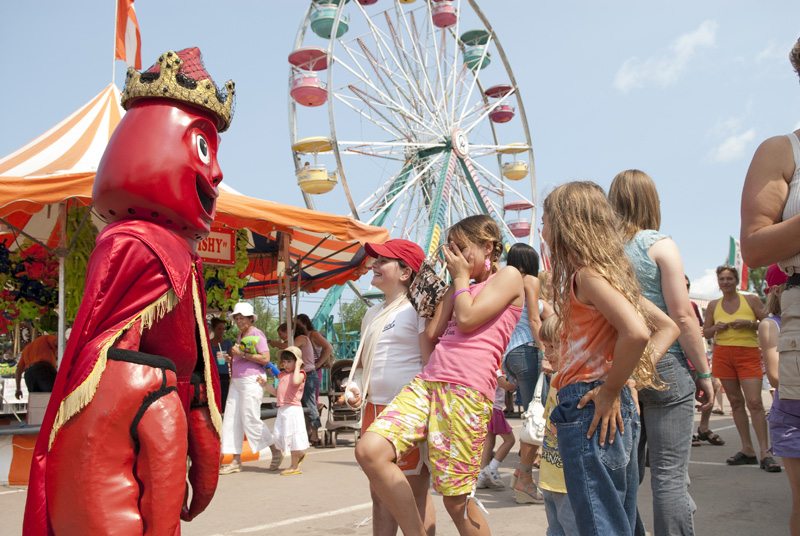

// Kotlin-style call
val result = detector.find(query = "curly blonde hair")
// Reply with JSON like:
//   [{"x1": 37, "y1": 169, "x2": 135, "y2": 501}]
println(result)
[{"x1": 543, "y1": 181, "x2": 662, "y2": 390}]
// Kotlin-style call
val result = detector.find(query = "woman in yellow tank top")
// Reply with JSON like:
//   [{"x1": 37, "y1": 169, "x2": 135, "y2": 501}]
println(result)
[{"x1": 702, "y1": 266, "x2": 774, "y2": 470}]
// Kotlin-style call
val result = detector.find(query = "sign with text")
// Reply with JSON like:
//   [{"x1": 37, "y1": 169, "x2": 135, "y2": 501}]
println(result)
[{"x1": 198, "y1": 228, "x2": 236, "y2": 266}]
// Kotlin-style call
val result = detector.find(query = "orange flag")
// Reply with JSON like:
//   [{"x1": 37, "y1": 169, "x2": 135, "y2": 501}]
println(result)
[{"x1": 115, "y1": 0, "x2": 141, "y2": 69}]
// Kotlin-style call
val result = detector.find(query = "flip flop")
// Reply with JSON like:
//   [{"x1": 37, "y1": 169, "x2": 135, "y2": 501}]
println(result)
[
  {"x1": 760, "y1": 456, "x2": 782, "y2": 473},
  {"x1": 712, "y1": 409, "x2": 725, "y2": 415},
  {"x1": 726, "y1": 451, "x2": 758, "y2": 465},
  {"x1": 280, "y1": 468, "x2": 302, "y2": 476}
]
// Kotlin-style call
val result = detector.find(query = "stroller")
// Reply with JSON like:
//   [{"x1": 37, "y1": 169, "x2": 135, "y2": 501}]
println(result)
[{"x1": 321, "y1": 359, "x2": 362, "y2": 447}]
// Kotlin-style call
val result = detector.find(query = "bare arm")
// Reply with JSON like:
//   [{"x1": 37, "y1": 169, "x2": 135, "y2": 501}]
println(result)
[
  {"x1": 498, "y1": 374, "x2": 517, "y2": 392},
  {"x1": 650, "y1": 238, "x2": 710, "y2": 374},
  {"x1": 292, "y1": 358, "x2": 305, "y2": 386},
  {"x1": 451, "y1": 267, "x2": 524, "y2": 333},
  {"x1": 759, "y1": 320, "x2": 779, "y2": 389},
  {"x1": 740, "y1": 135, "x2": 799, "y2": 267},
  {"x1": 311, "y1": 331, "x2": 333, "y2": 367},
  {"x1": 639, "y1": 297, "x2": 680, "y2": 365},
  {"x1": 702, "y1": 299, "x2": 725, "y2": 339}
]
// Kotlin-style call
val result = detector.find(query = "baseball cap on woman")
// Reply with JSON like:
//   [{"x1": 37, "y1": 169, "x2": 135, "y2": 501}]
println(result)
[{"x1": 365, "y1": 239, "x2": 425, "y2": 273}]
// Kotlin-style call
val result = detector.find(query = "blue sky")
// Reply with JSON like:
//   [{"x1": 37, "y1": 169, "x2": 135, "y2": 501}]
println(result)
[{"x1": 2, "y1": 1, "x2": 800, "y2": 303}]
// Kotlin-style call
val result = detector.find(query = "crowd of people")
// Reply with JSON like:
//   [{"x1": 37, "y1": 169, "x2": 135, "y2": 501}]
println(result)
[{"x1": 178, "y1": 38, "x2": 800, "y2": 536}]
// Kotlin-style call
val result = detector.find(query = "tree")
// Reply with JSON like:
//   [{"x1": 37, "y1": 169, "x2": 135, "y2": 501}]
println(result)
[
  {"x1": 748, "y1": 266, "x2": 767, "y2": 300},
  {"x1": 338, "y1": 299, "x2": 368, "y2": 335}
]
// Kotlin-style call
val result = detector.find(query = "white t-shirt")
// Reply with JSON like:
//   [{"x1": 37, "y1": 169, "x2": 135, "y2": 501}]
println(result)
[{"x1": 362, "y1": 301, "x2": 426, "y2": 405}]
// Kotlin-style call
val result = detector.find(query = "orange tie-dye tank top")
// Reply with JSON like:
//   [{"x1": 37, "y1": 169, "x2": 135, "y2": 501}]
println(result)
[{"x1": 551, "y1": 275, "x2": 618, "y2": 390}]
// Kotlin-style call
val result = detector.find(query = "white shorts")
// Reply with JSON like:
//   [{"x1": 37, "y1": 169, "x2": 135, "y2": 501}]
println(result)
[{"x1": 274, "y1": 405, "x2": 309, "y2": 453}]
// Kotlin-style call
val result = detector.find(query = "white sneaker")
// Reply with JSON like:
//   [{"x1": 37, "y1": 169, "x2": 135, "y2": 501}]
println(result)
[
  {"x1": 487, "y1": 468, "x2": 505, "y2": 489},
  {"x1": 476, "y1": 468, "x2": 490, "y2": 489}
]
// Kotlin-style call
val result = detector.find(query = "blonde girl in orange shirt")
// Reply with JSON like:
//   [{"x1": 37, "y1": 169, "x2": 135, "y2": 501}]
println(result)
[{"x1": 542, "y1": 181, "x2": 679, "y2": 536}]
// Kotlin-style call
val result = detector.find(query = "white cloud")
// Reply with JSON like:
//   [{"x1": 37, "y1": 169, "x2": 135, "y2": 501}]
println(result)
[
  {"x1": 756, "y1": 40, "x2": 790, "y2": 63},
  {"x1": 690, "y1": 269, "x2": 722, "y2": 300},
  {"x1": 709, "y1": 128, "x2": 756, "y2": 162},
  {"x1": 614, "y1": 20, "x2": 717, "y2": 92}
]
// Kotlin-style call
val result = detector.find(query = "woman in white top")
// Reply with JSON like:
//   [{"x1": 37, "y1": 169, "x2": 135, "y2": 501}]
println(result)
[
  {"x1": 741, "y1": 38, "x2": 800, "y2": 533},
  {"x1": 346, "y1": 239, "x2": 435, "y2": 536}
]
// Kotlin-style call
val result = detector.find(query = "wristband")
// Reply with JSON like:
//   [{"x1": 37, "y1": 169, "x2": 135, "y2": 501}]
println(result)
[
  {"x1": 696, "y1": 371, "x2": 712, "y2": 379},
  {"x1": 453, "y1": 288, "x2": 470, "y2": 301}
]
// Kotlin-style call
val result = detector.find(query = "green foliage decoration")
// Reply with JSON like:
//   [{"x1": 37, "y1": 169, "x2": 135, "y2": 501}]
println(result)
[
  {"x1": 65, "y1": 205, "x2": 98, "y2": 322},
  {"x1": 203, "y1": 229, "x2": 250, "y2": 313}
]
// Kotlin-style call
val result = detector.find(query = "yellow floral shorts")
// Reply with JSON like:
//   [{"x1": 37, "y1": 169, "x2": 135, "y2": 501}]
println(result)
[{"x1": 367, "y1": 377, "x2": 491, "y2": 496}]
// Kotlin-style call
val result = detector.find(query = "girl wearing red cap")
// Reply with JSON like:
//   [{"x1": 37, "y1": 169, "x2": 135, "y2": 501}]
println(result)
[
  {"x1": 345, "y1": 238, "x2": 435, "y2": 535},
  {"x1": 356, "y1": 215, "x2": 524, "y2": 535}
]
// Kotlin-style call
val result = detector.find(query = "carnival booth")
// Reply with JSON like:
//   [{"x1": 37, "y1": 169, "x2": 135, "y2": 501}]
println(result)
[{"x1": 0, "y1": 86, "x2": 387, "y2": 484}]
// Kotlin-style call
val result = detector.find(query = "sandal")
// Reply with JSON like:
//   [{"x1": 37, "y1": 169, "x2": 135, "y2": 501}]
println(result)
[
  {"x1": 726, "y1": 451, "x2": 758, "y2": 466},
  {"x1": 691, "y1": 435, "x2": 702, "y2": 447},
  {"x1": 269, "y1": 452, "x2": 283, "y2": 471},
  {"x1": 513, "y1": 481, "x2": 544, "y2": 505},
  {"x1": 760, "y1": 456, "x2": 782, "y2": 473},
  {"x1": 280, "y1": 468, "x2": 302, "y2": 476},
  {"x1": 697, "y1": 428, "x2": 725, "y2": 446},
  {"x1": 219, "y1": 462, "x2": 241, "y2": 475},
  {"x1": 712, "y1": 408, "x2": 725, "y2": 415}
]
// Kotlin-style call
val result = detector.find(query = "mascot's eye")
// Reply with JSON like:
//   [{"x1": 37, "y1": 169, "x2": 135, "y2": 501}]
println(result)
[{"x1": 197, "y1": 134, "x2": 211, "y2": 164}]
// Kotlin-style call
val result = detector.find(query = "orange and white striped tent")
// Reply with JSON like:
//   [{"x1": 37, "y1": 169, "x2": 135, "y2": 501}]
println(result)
[
  {"x1": 0, "y1": 84, "x2": 387, "y2": 288},
  {"x1": 0, "y1": 84, "x2": 122, "y2": 250}
]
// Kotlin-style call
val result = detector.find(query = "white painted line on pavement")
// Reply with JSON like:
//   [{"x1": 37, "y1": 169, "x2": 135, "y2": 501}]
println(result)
[
  {"x1": 0, "y1": 489, "x2": 24, "y2": 495},
  {"x1": 229, "y1": 502, "x2": 372, "y2": 533}
]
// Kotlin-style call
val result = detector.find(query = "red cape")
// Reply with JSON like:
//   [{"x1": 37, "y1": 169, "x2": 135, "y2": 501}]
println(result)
[{"x1": 23, "y1": 220, "x2": 221, "y2": 535}]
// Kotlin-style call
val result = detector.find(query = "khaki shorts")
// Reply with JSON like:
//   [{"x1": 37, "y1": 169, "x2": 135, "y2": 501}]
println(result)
[
  {"x1": 367, "y1": 378, "x2": 491, "y2": 496},
  {"x1": 779, "y1": 286, "x2": 800, "y2": 400}
]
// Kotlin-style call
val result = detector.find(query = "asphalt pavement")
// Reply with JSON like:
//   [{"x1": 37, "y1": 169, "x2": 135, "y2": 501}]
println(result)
[{"x1": 1, "y1": 400, "x2": 790, "y2": 535}]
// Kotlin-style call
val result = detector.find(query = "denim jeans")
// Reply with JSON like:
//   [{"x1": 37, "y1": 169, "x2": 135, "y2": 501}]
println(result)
[
  {"x1": 550, "y1": 381, "x2": 640, "y2": 536},
  {"x1": 635, "y1": 352, "x2": 697, "y2": 536},
  {"x1": 301, "y1": 369, "x2": 321, "y2": 429},
  {"x1": 543, "y1": 490, "x2": 579, "y2": 536},
  {"x1": 504, "y1": 344, "x2": 539, "y2": 411}
]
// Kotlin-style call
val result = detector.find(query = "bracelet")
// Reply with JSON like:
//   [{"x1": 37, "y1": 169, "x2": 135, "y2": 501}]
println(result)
[
  {"x1": 696, "y1": 371, "x2": 712, "y2": 379},
  {"x1": 453, "y1": 288, "x2": 470, "y2": 301}
]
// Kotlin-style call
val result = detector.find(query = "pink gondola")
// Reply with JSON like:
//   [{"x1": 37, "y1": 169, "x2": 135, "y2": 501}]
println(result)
[
  {"x1": 288, "y1": 47, "x2": 329, "y2": 71},
  {"x1": 432, "y1": 1, "x2": 457, "y2": 28},
  {"x1": 484, "y1": 84, "x2": 513, "y2": 99},
  {"x1": 508, "y1": 221, "x2": 532, "y2": 238},
  {"x1": 358, "y1": 0, "x2": 378, "y2": 4},
  {"x1": 291, "y1": 74, "x2": 328, "y2": 107},
  {"x1": 489, "y1": 104, "x2": 515, "y2": 123},
  {"x1": 504, "y1": 200, "x2": 533, "y2": 212}
]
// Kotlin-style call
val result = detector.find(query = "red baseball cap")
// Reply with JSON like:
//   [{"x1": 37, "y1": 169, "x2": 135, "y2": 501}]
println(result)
[
  {"x1": 365, "y1": 239, "x2": 425, "y2": 273},
  {"x1": 766, "y1": 264, "x2": 788, "y2": 294}
]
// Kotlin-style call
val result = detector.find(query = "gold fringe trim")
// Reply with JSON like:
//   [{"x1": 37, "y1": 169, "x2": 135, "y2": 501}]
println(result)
[
  {"x1": 191, "y1": 269, "x2": 223, "y2": 435},
  {"x1": 49, "y1": 289, "x2": 178, "y2": 449}
]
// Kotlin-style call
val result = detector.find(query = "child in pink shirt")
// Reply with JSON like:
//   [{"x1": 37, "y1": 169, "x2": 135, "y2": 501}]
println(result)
[
  {"x1": 261, "y1": 346, "x2": 308, "y2": 475},
  {"x1": 356, "y1": 215, "x2": 524, "y2": 535}
]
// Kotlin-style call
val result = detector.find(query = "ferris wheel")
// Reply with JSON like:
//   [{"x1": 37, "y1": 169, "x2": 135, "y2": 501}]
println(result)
[{"x1": 288, "y1": 0, "x2": 537, "y2": 262}]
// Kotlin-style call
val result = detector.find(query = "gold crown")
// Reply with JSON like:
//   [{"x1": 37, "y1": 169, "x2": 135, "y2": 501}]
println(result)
[{"x1": 121, "y1": 49, "x2": 235, "y2": 132}]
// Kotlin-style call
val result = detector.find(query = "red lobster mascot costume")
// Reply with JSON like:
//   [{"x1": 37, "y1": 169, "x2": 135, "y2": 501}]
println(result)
[{"x1": 23, "y1": 48, "x2": 234, "y2": 535}]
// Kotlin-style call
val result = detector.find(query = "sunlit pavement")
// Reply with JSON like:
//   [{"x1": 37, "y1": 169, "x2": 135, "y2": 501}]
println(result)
[{"x1": 1, "y1": 398, "x2": 789, "y2": 535}]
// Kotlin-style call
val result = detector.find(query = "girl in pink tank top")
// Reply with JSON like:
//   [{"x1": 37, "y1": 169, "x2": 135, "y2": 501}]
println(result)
[
  {"x1": 542, "y1": 182, "x2": 679, "y2": 535},
  {"x1": 355, "y1": 215, "x2": 523, "y2": 535}
]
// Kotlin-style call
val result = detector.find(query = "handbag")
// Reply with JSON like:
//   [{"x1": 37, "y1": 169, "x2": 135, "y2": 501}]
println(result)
[
  {"x1": 408, "y1": 249, "x2": 448, "y2": 318},
  {"x1": 520, "y1": 373, "x2": 546, "y2": 446}
]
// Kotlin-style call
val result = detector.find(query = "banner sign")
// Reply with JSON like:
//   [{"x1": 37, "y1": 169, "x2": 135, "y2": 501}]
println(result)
[{"x1": 199, "y1": 228, "x2": 236, "y2": 266}]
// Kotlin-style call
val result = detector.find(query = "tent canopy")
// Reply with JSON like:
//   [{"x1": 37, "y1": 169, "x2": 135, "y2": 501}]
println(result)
[{"x1": 0, "y1": 85, "x2": 387, "y2": 296}]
